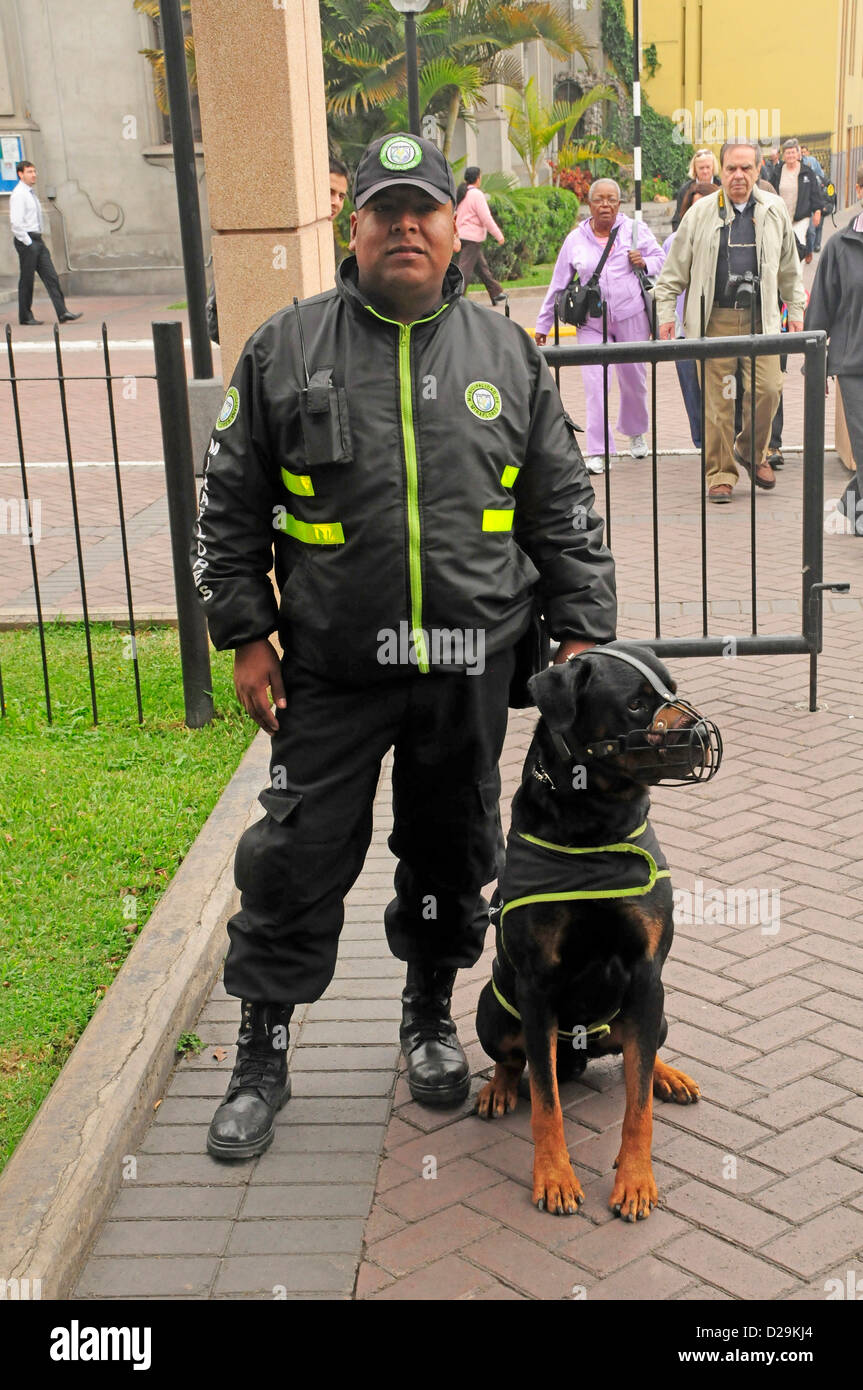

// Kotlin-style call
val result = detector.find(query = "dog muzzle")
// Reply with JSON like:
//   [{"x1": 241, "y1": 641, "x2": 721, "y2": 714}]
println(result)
[{"x1": 552, "y1": 649, "x2": 723, "y2": 786}]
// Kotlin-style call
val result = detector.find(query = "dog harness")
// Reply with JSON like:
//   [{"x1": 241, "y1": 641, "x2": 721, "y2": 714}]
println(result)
[{"x1": 490, "y1": 819, "x2": 670, "y2": 1040}]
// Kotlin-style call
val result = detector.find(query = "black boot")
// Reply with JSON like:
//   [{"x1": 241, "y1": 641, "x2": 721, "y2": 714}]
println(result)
[
  {"x1": 206, "y1": 1000, "x2": 293, "y2": 1160},
  {"x1": 400, "y1": 963, "x2": 470, "y2": 1107}
]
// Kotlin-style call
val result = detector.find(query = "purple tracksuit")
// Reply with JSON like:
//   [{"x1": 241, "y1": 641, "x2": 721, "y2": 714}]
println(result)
[{"x1": 537, "y1": 214, "x2": 666, "y2": 456}]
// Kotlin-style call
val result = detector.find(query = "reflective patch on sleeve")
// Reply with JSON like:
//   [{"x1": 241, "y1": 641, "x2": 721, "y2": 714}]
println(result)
[
  {"x1": 274, "y1": 511, "x2": 344, "y2": 545},
  {"x1": 482, "y1": 508, "x2": 514, "y2": 532},
  {"x1": 500, "y1": 465, "x2": 520, "y2": 488},
  {"x1": 280, "y1": 468, "x2": 315, "y2": 497}
]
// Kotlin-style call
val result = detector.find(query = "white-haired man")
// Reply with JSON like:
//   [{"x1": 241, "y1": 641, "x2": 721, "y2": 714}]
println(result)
[{"x1": 655, "y1": 140, "x2": 804, "y2": 503}]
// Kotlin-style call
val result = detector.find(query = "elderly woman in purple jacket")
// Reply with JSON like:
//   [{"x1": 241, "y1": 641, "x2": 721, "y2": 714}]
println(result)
[{"x1": 535, "y1": 179, "x2": 665, "y2": 473}]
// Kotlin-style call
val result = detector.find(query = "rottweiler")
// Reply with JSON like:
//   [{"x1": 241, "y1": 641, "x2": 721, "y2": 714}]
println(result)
[{"x1": 475, "y1": 642, "x2": 722, "y2": 1221}]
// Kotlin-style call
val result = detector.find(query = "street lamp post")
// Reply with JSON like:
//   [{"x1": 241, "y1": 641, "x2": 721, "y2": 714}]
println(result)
[{"x1": 389, "y1": 0, "x2": 430, "y2": 138}]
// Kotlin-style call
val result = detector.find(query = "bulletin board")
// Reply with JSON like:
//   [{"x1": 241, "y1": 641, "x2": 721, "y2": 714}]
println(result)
[{"x1": 0, "y1": 135, "x2": 25, "y2": 195}]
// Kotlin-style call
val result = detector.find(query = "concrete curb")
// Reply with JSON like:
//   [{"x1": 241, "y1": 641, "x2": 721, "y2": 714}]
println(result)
[{"x1": 0, "y1": 727, "x2": 271, "y2": 1299}]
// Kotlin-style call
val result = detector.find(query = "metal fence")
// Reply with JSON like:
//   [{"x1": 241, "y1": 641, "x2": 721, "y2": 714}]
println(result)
[{"x1": 543, "y1": 325, "x2": 847, "y2": 710}]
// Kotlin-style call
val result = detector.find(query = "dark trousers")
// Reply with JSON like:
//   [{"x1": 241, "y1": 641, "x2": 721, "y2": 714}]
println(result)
[
  {"x1": 458, "y1": 239, "x2": 503, "y2": 303},
  {"x1": 14, "y1": 234, "x2": 68, "y2": 322},
  {"x1": 224, "y1": 649, "x2": 515, "y2": 1004},
  {"x1": 837, "y1": 375, "x2": 863, "y2": 535},
  {"x1": 675, "y1": 357, "x2": 702, "y2": 448}
]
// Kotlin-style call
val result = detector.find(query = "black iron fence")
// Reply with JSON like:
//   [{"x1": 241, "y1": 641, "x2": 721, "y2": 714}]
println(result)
[
  {"x1": 0, "y1": 320, "x2": 211, "y2": 727},
  {"x1": 543, "y1": 326, "x2": 848, "y2": 710}
]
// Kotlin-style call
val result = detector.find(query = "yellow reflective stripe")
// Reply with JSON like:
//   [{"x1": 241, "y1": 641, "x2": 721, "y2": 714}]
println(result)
[
  {"x1": 483, "y1": 508, "x2": 514, "y2": 532},
  {"x1": 281, "y1": 468, "x2": 315, "y2": 497},
  {"x1": 501, "y1": 465, "x2": 520, "y2": 488},
  {"x1": 275, "y1": 512, "x2": 344, "y2": 545},
  {"x1": 491, "y1": 973, "x2": 618, "y2": 1040}
]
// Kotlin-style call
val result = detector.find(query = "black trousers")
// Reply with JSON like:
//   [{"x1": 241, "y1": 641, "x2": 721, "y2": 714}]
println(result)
[
  {"x1": 458, "y1": 239, "x2": 503, "y2": 303},
  {"x1": 224, "y1": 649, "x2": 515, "y2": 1004},
  {"x1": 14, "y1": 235, "x2": 68, "y2": 322}
]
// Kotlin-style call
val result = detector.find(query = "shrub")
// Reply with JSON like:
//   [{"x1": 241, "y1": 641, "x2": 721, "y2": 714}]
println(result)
[{"x1": 484, "y1": 185, "x2": 580, "y2": 280}]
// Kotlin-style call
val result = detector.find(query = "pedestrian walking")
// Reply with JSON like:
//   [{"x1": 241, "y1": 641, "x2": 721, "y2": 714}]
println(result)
[
  {"x1": 9, "y1": 161, "x2": 81, "y2": 325},
  {"x1": 455, "y1": 167, "x2": 507, "y2": 305},
  {"x1": 655, "y1": 139, "x2": 804, "y2": 504},
  {"x1": 662, "y1": 181, "x2": 719, "y2": 450},
  {"x1": 765, "y1": 139, "x2": 824, "y2": 262},
  {"x1": 805, "y1": 164, "x2": 863, "y2": 530},
  {"x1": 800, "y1": 145, "x2": 827, "y2": 256},
  {"x1": 535, "y1": 178, "x2": 665, "y2": 473},
  {"x1": 191, "y1": 132, "x2": 617, "y2": 1160}
]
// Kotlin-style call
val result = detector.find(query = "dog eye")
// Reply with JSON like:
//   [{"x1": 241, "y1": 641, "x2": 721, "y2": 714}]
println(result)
[{"x1": 628, "y1": 698, "x2": 646, "y2": 712}]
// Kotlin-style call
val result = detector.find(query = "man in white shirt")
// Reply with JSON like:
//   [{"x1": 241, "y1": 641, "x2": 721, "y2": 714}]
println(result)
[{"x1": 9, "y1": 161, "x2": 81, "y2": 325}]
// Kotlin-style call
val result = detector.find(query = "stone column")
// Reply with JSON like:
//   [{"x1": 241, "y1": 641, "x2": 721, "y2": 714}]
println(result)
[{"x1": 190, "y1": 0, "x2": 333, "y2": 380}]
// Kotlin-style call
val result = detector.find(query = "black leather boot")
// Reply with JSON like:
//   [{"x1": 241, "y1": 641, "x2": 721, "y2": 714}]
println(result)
[
  {"x1": 206, "y1": 1000, "x2": 293, "y2": 1160},
  {"x1": 400, "y1": 963, "x2": 470, "y2": 1106}
]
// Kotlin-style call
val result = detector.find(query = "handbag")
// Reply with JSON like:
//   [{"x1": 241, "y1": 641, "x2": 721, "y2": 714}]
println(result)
[
  {"x1": 555, "y1": 224, "x2": 619, "y2": 327},
  {"x1": 634, "y1": 264, "x2": 657, "y2": 334}
]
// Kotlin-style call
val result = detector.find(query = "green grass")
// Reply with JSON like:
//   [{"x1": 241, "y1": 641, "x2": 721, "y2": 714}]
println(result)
[
  {"x1": 466, "y1": 263, "x2": 553, "y2": 292},
  {"x1": 0, "y1": 623, "x2": 257, "y2": 1174},
  {"x1": 165, "y1": 301, "x2": 187, "y2": 311}
]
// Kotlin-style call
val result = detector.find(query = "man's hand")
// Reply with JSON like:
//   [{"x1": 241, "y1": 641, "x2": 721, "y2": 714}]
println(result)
[
  {"x1": 658, "y1": 321, "x2": 676, "y2": 341},
  {"x1": 535, "y1": 331, "x2": 548, "y2": 346},
  {"x1": 787, "y1": 319, "x2": 804, "y2": 332},
  {"x1": 813, "y1": 211, "x2": 822, "y2": 227},
  {"x1": 234, "y1": 638, "x2": 286, "y2": 734},
  {"x1": 554, "y1": 638, "x2": 596, "y2": 665},
  {"x1": 628, "y1": 249, "x2": 646, "y2": 268}
]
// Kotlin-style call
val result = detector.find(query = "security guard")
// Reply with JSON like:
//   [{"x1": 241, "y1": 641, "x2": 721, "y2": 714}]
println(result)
[{"x1": 191, "y1": 134, "x2": 617, "y2": 1160}]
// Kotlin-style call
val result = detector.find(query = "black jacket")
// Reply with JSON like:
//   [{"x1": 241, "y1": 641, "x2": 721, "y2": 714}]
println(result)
[
  {"x1": 191, "y1": 258, "x2": 617, "y2": 683},
  {"x1": 766, "y1": 161, "x2": 825, "y2": 222},
  {"x1": 805, "y1": 218, "x2": 863, "y2": 374}
]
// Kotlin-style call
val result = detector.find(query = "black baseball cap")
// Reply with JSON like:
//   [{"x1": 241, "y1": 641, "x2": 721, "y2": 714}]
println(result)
[{"x1": 353, "y1": 133, "x2": 457, "y2": 209}]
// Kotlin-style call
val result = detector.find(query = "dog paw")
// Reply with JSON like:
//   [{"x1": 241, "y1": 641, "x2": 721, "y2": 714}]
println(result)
[
  {"x1": 532, "y1": 1155, "x2": 584, "y2": 1216},
  {"x1": 653, "y1": 1057, "x2": 700, "y2": 1104},
  {"x1": 609, "y1": 1161, "x2": 658, "y2": 1221},
  {"x1": 475, "y1": 1069, "x2": 519, "y2": 1119}
]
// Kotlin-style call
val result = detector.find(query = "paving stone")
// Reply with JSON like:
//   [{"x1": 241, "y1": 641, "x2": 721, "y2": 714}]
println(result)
[
  {"x1": 737, "y1": 1040, "x2": 840, "y2": 1088},
  {"x1": 268, "y1": 1124, "x2": 386, "y2": 1154},
  {"x1": 760, "y1": 1208, "x2": 863, "y2": 1279},
  {"x1": 361, "y1": 1205, "x2": 405, "y2": 1244},
  {"x1": 662, "y1": 1231, "x2": 797, "y2": 1299},
  {"x1": 724, "y1": 947, "x2": 821, "y2": 987},
  {"x1": 226, "y1": 1219, "x2": 365, "y2": 1256},
  {"x1": 464, "y1": 1229, "x2": 586, "y2": 1300},
  {"x1": 655, "y1": 1131, "x2": 779, "y2": 1194},
  {"x1": 558, "y1": 1208, "x2": 687, "y2": 1275},
  {"x1": 355, "y1": 1261, "x2": 396, "y2": 1298},
  {"x1": 391, "y1": 1117, "x2": 494, "y2": 1169},
  {"x1": 752, "y1": 1160, "x2": 863, "y2": 1222},
  {"x1": 580, "y1": 1254, "x2": 692, "y2": 1301},
  {"x1": 109, "y1": 1187, "x2": 243, "y2": 1220},
  {"x1": 742, "y1": 1076, "x2": 851, "y2": 1128},
  {"x1": 369, "y1": 1204, "x2": 496, "y2": 1276},
  {"x1": 76, "y1": 1257, "x2": 219, "y2": 1298},
  {"x1": 664, "y1": 1180, "x2": 788, "y2": 1248},
  {"x1": 299, "y1": 1020, "x2": 399, "y2": 1045},
  {"x1": 274, "y1": 1097, "x2": 390, "y2": 1126},
  {"x1": 366, "y1": 1254, "x2": 492, "y2": 1301},
  {"x1": 90, "y1": 1220, "x2": 231, "y2": 1258},
  {"x1": 729, "y1": 976, "x2": 823, "y2": 1018},
  {"x1": 214, "y1": 1254, "x2": 356, "y2": 1295},
  {"x1": 747, "y1": 1118, "x2": 861, "y2": 1174},
  {"x1": 656, "y1": 1021, "x2": 757, "y2": 1068},
  {"x1": 240, "y1": 1185, "x2": 374, "y2": 1219},
  {"x1": 253, "y1": 1151, "x2": 381, "y2": 1185},
  {"x1": 289, "y1": 1045, "x2": 400, "y2": 1071},
  {"x1": 660, "y1": 1054, "x2": 765, "y2": 1109},
  {"x1": 288, "y1": 1071, "x2": 395, "y2": 1098},
  {"x1": 129, "y1": 1155, "x2": 255, "y2": 1185},
  {"x1": 382, "y1": 1157, "x2": 503, "y2": 1222},
  {"x1": 730, "y1": 1006, "x2": 832, "y2": 1050}
]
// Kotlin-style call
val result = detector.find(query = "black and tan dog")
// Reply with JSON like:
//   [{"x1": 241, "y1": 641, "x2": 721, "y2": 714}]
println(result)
[{"x1": 476, "y1": 643, "x2": 722, "y2": 1221}]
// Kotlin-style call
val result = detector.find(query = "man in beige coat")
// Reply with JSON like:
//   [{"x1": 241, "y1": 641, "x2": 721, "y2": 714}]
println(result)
[{"x1": 655, "y1": 140, "x2": 804, "y2": 502}]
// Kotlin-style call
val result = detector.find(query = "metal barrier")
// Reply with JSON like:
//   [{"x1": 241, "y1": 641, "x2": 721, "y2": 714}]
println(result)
[{"x1": 543, "y1": 327, "x2": 848, "y2": 710}]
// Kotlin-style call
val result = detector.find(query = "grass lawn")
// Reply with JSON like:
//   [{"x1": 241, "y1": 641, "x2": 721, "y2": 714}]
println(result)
[
  {"x1": 0, "y1": 623, "x2": 257, "y2": 1174},
  {"x1": 466, "y1": 264, "x2": 553, "y2": 293}
]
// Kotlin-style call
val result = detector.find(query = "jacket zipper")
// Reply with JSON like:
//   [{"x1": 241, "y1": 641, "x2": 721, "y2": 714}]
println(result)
[{"x1": 365, "y1": 301, "x2": 450, "y2": 674}]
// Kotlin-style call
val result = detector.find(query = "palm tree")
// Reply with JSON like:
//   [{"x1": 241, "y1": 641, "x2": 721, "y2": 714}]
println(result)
[
  {"x1": 504, "y1": 76, "x2": 616, "y2": 185},
  {"x1": 322, "y1": 1, "x2": 592, "y2": 159},
  {"x1": 132, "y1": 0, "x2": 196, "y2": 115}
]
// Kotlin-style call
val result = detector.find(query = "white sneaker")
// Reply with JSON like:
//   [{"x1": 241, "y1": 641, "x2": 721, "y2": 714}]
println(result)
[
  {"x1": 584, "y1": 455, "x2": 606, "y2": 474},
  {"x1": 630, "y1": 434, "x2": 648, "y2": 458}
]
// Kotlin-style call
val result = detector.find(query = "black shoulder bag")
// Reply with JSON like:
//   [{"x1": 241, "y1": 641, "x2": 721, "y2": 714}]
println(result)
[{"x1": 555, "y1": 224, "x2": 619, "y2": 327}]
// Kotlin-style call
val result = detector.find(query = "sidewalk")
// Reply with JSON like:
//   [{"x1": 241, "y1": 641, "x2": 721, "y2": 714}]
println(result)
[{"x1": 70, "y1": 441, "x2": 863, "y2": 1300}]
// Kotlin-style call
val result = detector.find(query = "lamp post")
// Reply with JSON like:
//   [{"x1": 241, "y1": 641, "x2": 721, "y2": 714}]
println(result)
[{"x1": 389, "y1": 0, "x2": 430, "y2": 138}]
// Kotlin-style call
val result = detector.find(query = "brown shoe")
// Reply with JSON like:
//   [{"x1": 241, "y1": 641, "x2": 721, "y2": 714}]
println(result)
[
  {"x1": 733, "y1": 447, "x2": 776, "y2": 490},
  {"x1": 708, "y1": 484, "x2": 733, "y2": 504}
]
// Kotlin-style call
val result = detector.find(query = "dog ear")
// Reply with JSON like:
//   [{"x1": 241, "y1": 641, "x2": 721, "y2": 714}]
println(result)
[{"x1": 528, "y1": 660, "x2": 592, "y2": 731}]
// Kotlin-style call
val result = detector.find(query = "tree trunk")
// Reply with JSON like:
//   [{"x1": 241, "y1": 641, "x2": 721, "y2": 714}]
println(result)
[{"x1": 442, "y1": 91, "x2": 461, "y2": 160}]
